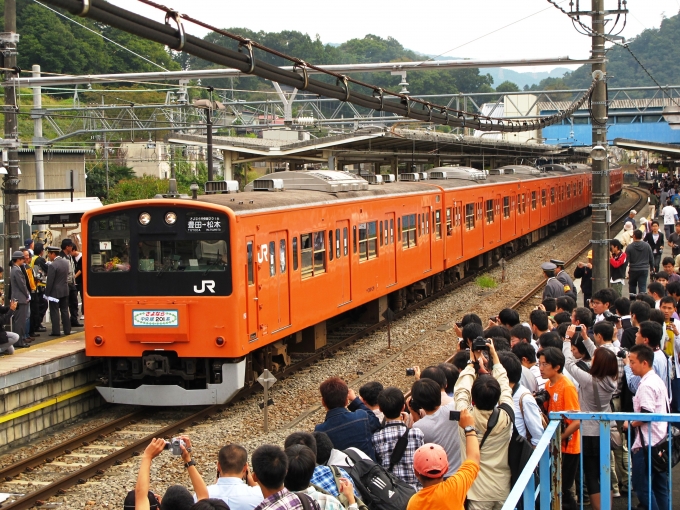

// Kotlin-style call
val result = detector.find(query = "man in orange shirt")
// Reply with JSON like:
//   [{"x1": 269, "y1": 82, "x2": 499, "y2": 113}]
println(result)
[
  {"x1": 406, "y1": 409, "x2": 480, "y2": 510},
  {"x1": 539, "y1": 347, "x2": 581, "y2": 510}
]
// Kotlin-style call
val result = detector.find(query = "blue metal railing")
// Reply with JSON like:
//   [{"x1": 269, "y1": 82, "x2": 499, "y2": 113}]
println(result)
[{"x1": 501, "y1": 412, "x2": 680, "y2": 510}]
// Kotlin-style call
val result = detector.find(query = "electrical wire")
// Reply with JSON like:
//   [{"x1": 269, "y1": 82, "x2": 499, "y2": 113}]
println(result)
[{"x1": 33, "y1": 0, "x2": 170, "y2": 72}]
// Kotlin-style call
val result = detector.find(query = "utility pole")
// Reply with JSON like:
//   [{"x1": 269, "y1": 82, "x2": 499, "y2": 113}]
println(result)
[
  {"x1": 2, "y1": 0, "x2": 20, "y2": 281},
  {"x1": 206, "y1": 107, "x2": 213, "y2": 181},
  {"x1": 33, "y1": 65, "x2": 45, "y2": 200},
  {"x1": 590, "y1": 0, "x2": 610, "y2": 293}
]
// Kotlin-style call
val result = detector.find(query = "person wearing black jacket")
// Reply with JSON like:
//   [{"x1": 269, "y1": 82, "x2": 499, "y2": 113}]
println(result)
[
  {"x1": 626, "y1": 230, "x2": 655, "y2": 295},
  {"x1": 32, "y1": 243, "x2": 49, "y2": 332},
  {"x1": 643, "y1": 220, "x2": 664, "y2": 272},
  {"x1": 574, "y1": 251, "x2": 593, "y2": 307},
  {"x1": 0, "y1": 266, "x2": 19, "y2": 354}
]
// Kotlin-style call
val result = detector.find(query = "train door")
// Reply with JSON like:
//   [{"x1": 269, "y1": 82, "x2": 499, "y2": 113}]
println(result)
[
  {"x1": 383, "y1": 214, "x2": 397, "y2": 287},
  {"x1": 259, "y1": 231, "x2": 291, "y2": 335},
  {"x1": 336, "y1": 220, "x2": 352, "y2": 306},
  {"x1": 422, "y1": 207, "x2": 432, "y2": 271},
  {"x1": 245, "y1": 236, "x2": 259, "y2": 341}
]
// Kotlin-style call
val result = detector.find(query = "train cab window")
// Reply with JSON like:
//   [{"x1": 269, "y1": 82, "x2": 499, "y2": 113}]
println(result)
[
  {"x1": 550, "y1": 188, "x2": 556, "y2": 204},
  {"x1": 343, "y1": 227, "x2": 348, "y2": 256},
  {"x1": 532, "y1": 191, "x2": 537, "y2": 210},
  {"x1": 379, "y1": 221, "x2": 384, "y2": 246},
  {"x1": 435, "y1": 210, "x2": 442, "y2": 239},
  {"x1": 402, "y1": 214, "x2": 417, "y2": 248},
  {"x1": 359, "y1": 221, "x2": 378, "y2": 260},
  {"x1": 269, "y1": 241, "x2": 276, "y2": 276},
  {"x1": 465, "y1": 204, "x2": 475, "y2": 230},
  {"x1": 336, "y1": 229, "x2": 341, "y2": 259},
  {"x1": 89, "y1": 214, "x2": 131, "y2": 272},
  {"x1": 390, "y1": 219, "x2": 394, "y2": 244},
  {"x1": 138, "y1": 239, "x2": 228, "y2": 273},
  {"x1": 329, "y1": 230, "x2": 334, "y2": 261},
  {"x1": 541, "y1": 189, "x2": 547, "y2": 207},
  {"x1": 486, "y1": 199, "x2": 494, "y2": 224},
  {"x1": 280, "y1": 240, "x2": 286, "y2": 273},
  {"x1": 247, "y1": 241, "x2": 254, "y2": 284},
  {"x1": 446, "y1": 208, "x2": 452, "y2": 235},
  {"x1": 292, "y1": 237, "x2": 299, "y2": 271},
  {"x1": 503, "y1": 197, "x2": 510, "y2": 219}
]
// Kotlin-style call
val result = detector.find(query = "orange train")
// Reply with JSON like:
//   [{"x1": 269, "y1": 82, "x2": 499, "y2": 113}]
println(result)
[{"x1": 83, "y1": 164, "x2": 623, "y2": 405}]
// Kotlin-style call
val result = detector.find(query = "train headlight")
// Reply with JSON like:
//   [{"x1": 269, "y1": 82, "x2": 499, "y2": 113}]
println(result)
[
  {"x1": 139, "y1": 212, "x2": 151, "y2": 225},
  {"x1": 165, "y1": 212, "x2": 177, "y2": 225}
]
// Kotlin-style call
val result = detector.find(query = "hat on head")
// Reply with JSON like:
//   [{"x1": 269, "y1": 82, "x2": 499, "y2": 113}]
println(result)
[
  {"x1": 46, "y1": 246, "x2": 60, "y2": 253},
  {"x1": 624, "y1": 222, "x2": 633, "y2": 231},
  {"x1": 640, "y1": 217, "x2": 647, "y2": 224},
  {"x1": 11, "y1": 250, "x2": 24, "y2": 260},
  {"x1": 550, "y1": 259, "x2": 565, "y2": 267},
  {"x1": 413, "y1": 443, "x2": 449, "y2": 479},
  {"x1": 541, "y1": 262, "x2": 557, "y2": 272},
  {"x1": 587, "y1": 250, "x2": 593, "y2": 259},
  {"x1": 24, "y1": 239, "x2": 33, "y2": 248}
]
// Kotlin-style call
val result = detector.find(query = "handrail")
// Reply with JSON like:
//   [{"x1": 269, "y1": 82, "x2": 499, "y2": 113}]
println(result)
[{"x1": 501, "y1": 412, "x2": 680, "y2": 510}]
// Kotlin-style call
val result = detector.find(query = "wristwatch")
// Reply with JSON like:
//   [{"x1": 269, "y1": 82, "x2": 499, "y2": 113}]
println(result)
[
  {"x1": 185, "y1": 459, "x2": 197, "y2": 469},
  {"x1": 464, "y1": 425, "x2": 477, "y2": 435}
]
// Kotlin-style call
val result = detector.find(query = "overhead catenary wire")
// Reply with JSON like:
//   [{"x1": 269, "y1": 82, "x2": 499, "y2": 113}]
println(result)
[{"x1": 36, "y1": 0, "x2": 597, "y2": 133}]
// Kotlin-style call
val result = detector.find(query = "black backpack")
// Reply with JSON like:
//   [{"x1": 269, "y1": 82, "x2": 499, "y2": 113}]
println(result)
[{"x1": 343, "y1": 449, "x2": 416, "y2": 510}]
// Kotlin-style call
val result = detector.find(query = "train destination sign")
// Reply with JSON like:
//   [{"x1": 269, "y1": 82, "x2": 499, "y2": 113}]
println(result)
[
  {"x1": 133, "y1": 310, "x2": 179, "y2": 327},
  {"x1": 187, "y1": 215, "x2": 223, "y2": 233}
]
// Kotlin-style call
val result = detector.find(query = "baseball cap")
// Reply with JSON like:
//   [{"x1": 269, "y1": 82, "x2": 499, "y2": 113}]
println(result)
[{"x1": 413, "y1": 443, "x2": 448, "y2": 478}]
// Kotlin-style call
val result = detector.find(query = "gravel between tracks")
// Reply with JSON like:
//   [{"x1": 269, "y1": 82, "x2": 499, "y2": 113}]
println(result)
[{"x1": 4, "y1": 190, "x2": 640, "y2": 508}]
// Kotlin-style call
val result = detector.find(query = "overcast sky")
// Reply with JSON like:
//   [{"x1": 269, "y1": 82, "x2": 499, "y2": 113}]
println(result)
[{"x1": 112, "y1": 0, "x2": 680, "y2": 72}]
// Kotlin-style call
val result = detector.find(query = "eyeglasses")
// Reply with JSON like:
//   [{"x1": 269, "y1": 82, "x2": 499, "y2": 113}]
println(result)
[{"x1": 538, "y1": 362, "x2": 553, "y2": 367}]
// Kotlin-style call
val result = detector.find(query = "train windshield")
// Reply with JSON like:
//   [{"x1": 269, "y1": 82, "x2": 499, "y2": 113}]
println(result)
[{"x1": 138, "y1": 240, "x2": 228, "y2": 272}]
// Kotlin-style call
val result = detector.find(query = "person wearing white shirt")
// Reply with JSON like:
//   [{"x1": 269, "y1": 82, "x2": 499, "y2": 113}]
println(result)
[
  {"x1": 659, "y1": 296, "x2": 680, "y2": 412},
  {"x1": 662, "y1": 199, "x2": 678, "y2": 239},
  {"x1": 196, "y1": 444, "x2": 264, "y2": 510},
  {"x1": 512, "y1": 341, "x2": 547, "y2": 391},
  {"x1": 623, "y1": 321, "x2": 671, "y2": 397},
  {"x1": 498, "y1": 352, "x2": 545, "y2": 447}
]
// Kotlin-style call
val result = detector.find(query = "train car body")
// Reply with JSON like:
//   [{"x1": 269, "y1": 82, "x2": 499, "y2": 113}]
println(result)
[{"x1": 83, "y1": 165, "x2": 622, "y2": 405}]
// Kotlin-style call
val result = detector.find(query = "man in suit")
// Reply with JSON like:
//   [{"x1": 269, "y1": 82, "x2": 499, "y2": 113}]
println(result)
[
  {"x1": 9, "y1": 250, "x2": 30, "y2": 347},
  {"x1": 60, "y1": 239, "x2": 82, "y2": 328},
  {"x1": 45, "y1": 246, "x2": 71, "y2": 337}
]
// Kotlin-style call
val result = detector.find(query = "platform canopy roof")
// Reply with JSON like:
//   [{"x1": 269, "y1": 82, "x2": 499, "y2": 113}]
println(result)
[{"x1": 26, "y1": 197, "x2": 103, "y2": 225}]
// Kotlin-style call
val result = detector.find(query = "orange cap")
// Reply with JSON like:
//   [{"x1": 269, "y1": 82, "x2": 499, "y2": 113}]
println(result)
[
  {"x1": 587, "y1": 250, "x2": 593, "y2": 259},
  {"x1": 413, "y1": 443, "x2": 449, "y2": 478}
]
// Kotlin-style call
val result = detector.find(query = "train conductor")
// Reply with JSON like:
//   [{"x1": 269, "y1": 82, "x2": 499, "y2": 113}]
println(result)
[
  {"x1": 541, "y1": 261, "x2": 565, "y2": 300},
  {"x1": 550, "y1": 259, "x2": 577, "y2": 301}
]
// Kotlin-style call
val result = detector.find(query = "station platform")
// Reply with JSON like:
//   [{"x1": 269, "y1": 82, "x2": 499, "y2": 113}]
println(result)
[{"x1": 0, "y1": 331, "x2": 103, "y2": 450}]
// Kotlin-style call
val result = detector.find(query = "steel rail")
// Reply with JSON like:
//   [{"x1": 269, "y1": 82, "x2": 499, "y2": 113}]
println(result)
[{"x1": 38, "y1": 0, "x2": 594, "y2": 133}]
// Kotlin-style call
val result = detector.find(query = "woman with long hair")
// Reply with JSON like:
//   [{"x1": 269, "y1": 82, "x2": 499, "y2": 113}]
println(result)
[{"x1": 563, "y1": 325, "x2": 619, "y2": 510}]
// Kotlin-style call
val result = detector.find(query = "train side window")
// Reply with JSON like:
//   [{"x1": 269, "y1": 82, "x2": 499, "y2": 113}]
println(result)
[
  {"x1": 301, "y1": 234, "x2": 313, "y2": 278},
  {"x1": 541, "y1": 189, "x2": 547, "y2": 207},
  {"x1": 455, "y1": 206, "x2": 462, "y2": 227},
  {"x1": 503, "y1": 197, "x2": 510, "y2": 219},
  {"x1": 247, "y1": 241, "x2": 254, "y2": 284},
  {"x1": 522, "y1": 194, "x2": 527, "y2": 213},
  {"x1": 434, "y1": 210, "x2": 442, "y2": 239},
  {"x1": 280, "y1": 240, "x2": 286, "y2": 273},
  {"x1": 446, "y1": 208, "x2": 452, "y2": 235},
  {"x1": 353, "y1": 226, "x2": 357, "y2": 254},
  {"x1": 486, "y1": 199, "x2": 494, "y2": 224},
  {"x1": 425, "y1": 213, "x2": 429, "y2": 234},
  {"x1": 379, "y1": 220, "x2": 384, "y2": 246},
  {"x1": 532, "y1": 191, "x2": 537, "y2": 210},
  {"x1": 359, "y1": 221, "x2": 378, "y2": 260},
  {"x1": 550, "y1": 187, "x2": 555, "y2": 204},
  {"x1": 336, "y1": 229, "x2": 341, "y2": 259},
  {"x1": 269, "y1": 241, "x2": 276, "y2": 277},
  {"x1": 390, "y1": 219, "x2": 394, "y2": 244},
  {"x1": 313, "y1": 231, "x2": 326, "y2": 275},
  {"x1": 398, "y1": 218, "x2": 401, "y2": 242},
  {"x1": 292, "y1": 237, "x2": 298, "y2": 271},
  {"x1": 417, "y1": 214, "x2": 422, "y2": 237},
  {"x1": 329, "y1": 230, "x2": 334, "y2": 261},
  {"x1": 465, "y1": 204, "x2": 475, "y2": 230},
  {"x1": 343, "y1": 227, "x2": 348, "y2": 256}
]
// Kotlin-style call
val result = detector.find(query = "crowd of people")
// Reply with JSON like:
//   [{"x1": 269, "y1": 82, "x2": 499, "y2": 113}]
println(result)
[
  {"x1": 127, "y1": 278, "x2": 678, "y2": 510},
  {"x1": 0, "y1": 238, "x2": 84, "y2": 355}
]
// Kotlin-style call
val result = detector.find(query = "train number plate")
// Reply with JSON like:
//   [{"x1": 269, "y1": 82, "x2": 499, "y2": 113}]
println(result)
[{"x1": 133, "y1": 309, "x2": 179, "y2": 327}]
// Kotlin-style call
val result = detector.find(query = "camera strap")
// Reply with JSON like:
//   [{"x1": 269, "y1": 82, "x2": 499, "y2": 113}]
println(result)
[
  {"x1": 480, "y1": 408, "x2": 500, "y2": 449},
  {"x1": 387, "y1": 423, "x2": 411, "y2": 471}
]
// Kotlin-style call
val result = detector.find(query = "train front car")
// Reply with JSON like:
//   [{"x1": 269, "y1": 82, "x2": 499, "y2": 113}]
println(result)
[{"x1": 83, "y1": 200, "x2": 245, "y2": 406}]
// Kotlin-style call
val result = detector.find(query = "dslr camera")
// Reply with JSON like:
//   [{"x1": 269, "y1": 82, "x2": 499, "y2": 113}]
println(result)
[
  {"x1": 533, "y1": 389, "x2": 551, "y2": 411},
  {"x1": 164, "y1": 437, "x2": 186, "y2": 456},
  {"x1": 471, "y1": 336, "x2": 491, "y2": 351},
  {"x1": 617, "y1": 348, "x2": 629, "y2": 359},
  {"x1": 603, "y1": 310, "x2": 621, "y2": 324},
  {"x1": 406, "y1": 367, "x2": 416, "y2": 376}
]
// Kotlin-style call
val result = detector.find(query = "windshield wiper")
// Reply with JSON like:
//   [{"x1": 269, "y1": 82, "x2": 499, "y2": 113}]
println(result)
[
  {"x1": 157, "y1": 259, "x2": 172, "y2": 278},
  {"x1": 204, "y1": 250, "x2": 223, "y2": 275}
]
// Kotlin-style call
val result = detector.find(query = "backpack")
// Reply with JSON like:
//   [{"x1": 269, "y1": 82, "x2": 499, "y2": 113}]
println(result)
[{"x1": 343, "y1": 448, "x2": 415, "y2": 510}]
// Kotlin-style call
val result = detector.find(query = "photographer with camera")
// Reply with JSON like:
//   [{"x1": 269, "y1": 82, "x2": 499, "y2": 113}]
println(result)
[
  {"x1": 409, "y1": 378, "x2": 462, "y2": 479},
  {"x1": 563, "y1": 328, "x2": 619, "y2": 510},
  {"x1": 590, "y1": 290, "x2": 613, "y2": 325},
  {"x1": 135, "y1": 435, "x2": 208, "y2": 510},
  {"x1": 453, "y1": 338, "x2": 513, "y2": 510},
  {"x1": 658, "y1": 296, "x2": 680, "y2": 412}
]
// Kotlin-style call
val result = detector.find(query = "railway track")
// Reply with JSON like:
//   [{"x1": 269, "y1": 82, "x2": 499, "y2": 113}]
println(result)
[{"x1": 0, "y1": 186, "x2": 645, "y2": 510}]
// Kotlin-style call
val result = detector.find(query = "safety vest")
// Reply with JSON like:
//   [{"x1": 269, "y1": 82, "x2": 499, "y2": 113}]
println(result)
[
  {"x1": 31, "y1": 255, "x2": 46, "y2": 288},
  {"x1": 25, "y1": 263, "x2": 36, "y2": 292}
]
